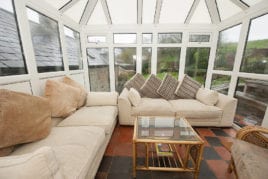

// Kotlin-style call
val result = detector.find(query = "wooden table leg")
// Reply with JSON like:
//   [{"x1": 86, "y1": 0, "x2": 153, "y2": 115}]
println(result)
[{"x1": 133, "y1": 141, "x2": 136, "y2": 178}]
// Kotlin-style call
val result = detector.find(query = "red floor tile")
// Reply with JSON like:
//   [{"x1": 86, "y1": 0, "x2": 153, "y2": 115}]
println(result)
[
  {"x1": 206, "y1": 160, "x2": 235, "y2": 179},
  {"x1": 113, "y1": 143, "x2": 133, "y2": 156},
  {"x1": 214, "y1": 146, "x2": 231, "y2": 161},
  {"x1": 195, "y1": 128, "x2": 216, "y2": 137},
  {"x1": 223, "y1": 128, "x2": 237, "y2": 138}
]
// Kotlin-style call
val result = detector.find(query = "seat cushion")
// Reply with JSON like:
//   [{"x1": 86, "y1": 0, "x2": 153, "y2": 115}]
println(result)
[
  {"x1": 132, "y1": 98, "x2": 175, "y2": 116},
  {"x1": 169, "y1": 99, "x2": 222, "y2": 119},
  {"x1": 58, "y1": 106, "x2": 118, "y2": 135}
]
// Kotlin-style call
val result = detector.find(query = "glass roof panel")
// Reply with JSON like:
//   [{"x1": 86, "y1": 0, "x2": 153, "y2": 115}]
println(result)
[
  {"x1": 190, "y1": 0, "x2": 211, "y2": 24},
  {"x1": 217, "y1": 0, "x2": 242, "y2": 20},
  {"x1": 142, "y1": 0, "x2": 156, "y2": 24},
  {"x1": 0, "y1": 0, "x2": 14, "y2": 13},
  {"x1": 159, "y1": 0, "x2": 194, "y2": 24},
  {"x1": 64, "y1": 0, "x2": 88, "y2": 23},
  {"x1": 241, "y1": 0, "x2": 263, "y2": 6},
  {"x1": 44, "y1": 0, "x2": 70, "y2": 10},
  {"x1": 107, "y1": 0, "x2": 137, "y2": 24},
  {"x1": 87, "y1": 0, "x2": 107, "y2": 25}
]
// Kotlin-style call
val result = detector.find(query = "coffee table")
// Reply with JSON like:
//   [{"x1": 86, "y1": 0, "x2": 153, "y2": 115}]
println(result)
[{"x1": 133, "y1": 116, "x2": 204, "y2": 179}]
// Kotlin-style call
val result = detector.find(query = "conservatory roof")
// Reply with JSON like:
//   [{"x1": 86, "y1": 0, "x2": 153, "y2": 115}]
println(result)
[{"x1": 42, "y1": 0, "x2": 265, "y2": 25}]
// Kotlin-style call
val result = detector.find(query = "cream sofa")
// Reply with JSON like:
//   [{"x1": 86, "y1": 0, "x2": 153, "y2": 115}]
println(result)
[
  {"x1": 0, "y1": 92, "x2": 118, "y2": 179},
  {"x1": 118, "y1": 88, "x2": 237, "y2": 127}
]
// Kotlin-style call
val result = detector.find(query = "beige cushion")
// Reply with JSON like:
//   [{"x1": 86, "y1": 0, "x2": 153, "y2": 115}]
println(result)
[
  {"x1": 62, "y1": 76, "x2": 87, "y2": 108},
  {"x1": 132, "y1": 98, "x2": 175, "y2": 116},
  {"x1": 196, "y1": 88, "x2": 219, "y2": 106},
  {"x1": 45, "y1": 80, "x2": 80, "y2": 117},
  {"x1": 128, "y1": 88, "x2": 141, "y2": 106},
  {"x1": 169, "y1": 99, "x2": 222, "y2": 119},
  {"x1": 124, "y1": 73, "x2": 145, "y2": 93},
  {"x1": 0, "y1": 89, "x2": 51, "y2": 156},
  {"x1": 0, "y1": 147, "x2": 64, "y2": 179},
  {"x1": 86, "y1": 92, "x2": 118, "y2": 106},
  {"x1": 58, "y1": 106, "x2": 118, "y2": 135},
  {"x1": 140, "y1": 74, "x2": 162, "y2": 98},
  {"x1": 157, "y1": 74, "x2": 179, "y2": 100},
  {"x1": 175, "y1": 74, "x2": 201, "y2": 99}
]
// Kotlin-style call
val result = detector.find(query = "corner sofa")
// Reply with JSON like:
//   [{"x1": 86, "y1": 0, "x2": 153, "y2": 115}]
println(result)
[{"x1": 0, "y1": 79, "x2": 118, "y2": 179}]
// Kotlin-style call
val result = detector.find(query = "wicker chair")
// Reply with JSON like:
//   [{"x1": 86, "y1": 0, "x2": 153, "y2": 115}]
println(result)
[{"x1": 228, "y1": 126, "x2": 268, "y2": 179}]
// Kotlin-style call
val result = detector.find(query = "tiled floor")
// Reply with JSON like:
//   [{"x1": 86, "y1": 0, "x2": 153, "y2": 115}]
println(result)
[{"x1": 96, "y1": 123, "x2": 236, "y2": 179}]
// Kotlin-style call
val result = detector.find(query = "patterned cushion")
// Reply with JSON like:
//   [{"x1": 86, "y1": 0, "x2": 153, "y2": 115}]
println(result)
[
  {"x1": 175, "y1": 74, "x2": 201, "y2": 99},
  {"x1": 124, "y1": 73, "x2": 145, "y2": 93},
  {"x1": 157, "y1": 74, "x2": 179, "y2": 100},
  {"x1": 140, "y1": 74, "x2": 162, "y2": 98}
]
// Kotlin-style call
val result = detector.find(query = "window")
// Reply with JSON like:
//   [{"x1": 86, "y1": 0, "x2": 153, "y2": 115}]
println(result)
[
  {"x1": 158, "y1": 33, "x2": 182, "y2": 43},
  {"x1": 87, "y1": 48, "x2": 110, "y2": 92},
  {"x1": 234, "y1": 77, "x2": 268, "y2": 127},
  {"x1": 0, "y1": 0, "x2": 27, "y2": 76},
  {"x1": 142, "y1": 33, "x2": 153, "y2": 44},
  {"x1": 241, "y1": 14, "x2": 268, "y2": 74},
  {"x1": 185, "y1": 47, "x2": 210, "y2": 84},
  {"x1": 157, "y1": 47, "x2": 180, "y2": 79},
  {"x1": 210, "y1": 74, "x2": 231, "y2": 95},
  {"x1": 214, "y1": 24, "x2": 241, "y2": 71},
  {"x1": 114, "y1": 47, "x2": 136, "y2": 92},
  {"x1": 189, "y1": 34, "x2": 210, "y2": 42},
  {"x1": 114, "y1": 33, "x2": 136, "y2": 44},
  {"x1": 27, "y1": 8, "x2": 64, "y2": 73},
  {"x1": 142, "y1": 47, "x2": 152, "y2": 77},
  {"x1": 87, "y1": 36, "x2": 106, "y2": 43},
  {"x1": 64, "y1": 26, "x2": 82, "y2": 70}
]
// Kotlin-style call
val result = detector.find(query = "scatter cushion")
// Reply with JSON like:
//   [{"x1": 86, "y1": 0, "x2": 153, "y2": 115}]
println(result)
[
  {"x1": 157, "y1": 74, "x2": 179, "y2": 100},
  {"x1": 128, "y1": 88, "x2": 141, "y2": 106},
  {"x1": 0, "y1": 89, "x2": 51, "y2": 156},
  {"x1": 124, "y1": 73, "x2": 145, "y2": 93},
  {"x1": 45, "y1": 80, "x2": 81, "y2": 117},
  {"x1": 140, "y1": 74, "x2": 162, "y2": 98},
  {"x1": 86, "y1": 92, "x2": 118, "y2": 106},
  {"x1": 62, "y1": 76, "x2": 87, "y2": 108},
  {"x1": 175, "y1": 74, "x2": 201, "y2": 99},
  {"x1": 196, "y1": 88, "x2": 219, "y2": 106},
  {"x1": 0, "y1": 147, "x2": 64, "y2": 179}
]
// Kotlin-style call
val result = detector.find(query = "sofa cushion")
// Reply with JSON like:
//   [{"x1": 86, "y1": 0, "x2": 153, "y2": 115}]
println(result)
[
  {"x1": 175, "y1": 74, "x2": 201, "y2": 99},
  {"x1": 132, "y1": 98, "x2": 175, "y2": 116},
  {"x1": 58, "y1": 106, "x2": 118, "y2": 135},
  {"x1": 62, "y1": 76, "x2": 87, "y2": 108},
  {"x1": 128, "y1": 88, "x2": 141, "y2": 106},
  {"x1": 0, "y1": 89, "x2": 51, "y2": 156},
  {"x1": 196, "y1": 88, "x2": 219, "y2": 106},
  {"x1": 0, "y1": 147, "x2": 64, "y2": 179},
  {"x1": 124, "y1": 73, "x2": 145, "y2": 93},
  {"x1": 140, "y1": 74, "x2": 162, "y2": 98},
  {"x1": 169, "y1": 99, "x2": 222, "y2": 119},
  {"x1": 157, "y1": 74, "x2": 179, "y2": 100},
  {"x1": 45, "y1": 80, "x2": 80, "y2": 117},
  {"x1": 86, "y1": 92, "x2": 118, "y2": 106},
  {"x1": 231, "y1": 139, "x2": 268, "y2": 179}
]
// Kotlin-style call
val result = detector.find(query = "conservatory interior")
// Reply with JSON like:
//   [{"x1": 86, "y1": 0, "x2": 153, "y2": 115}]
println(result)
[{"x1": 0, "y1": 0, "x2": 268, "y2": 179}]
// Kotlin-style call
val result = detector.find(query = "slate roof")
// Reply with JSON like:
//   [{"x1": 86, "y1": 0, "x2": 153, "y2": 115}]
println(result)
[{"x1": 87, "y1": 48, "x2": 108, "y2": 66}]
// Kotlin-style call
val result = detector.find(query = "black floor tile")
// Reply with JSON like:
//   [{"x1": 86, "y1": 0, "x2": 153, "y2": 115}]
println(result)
[
  {"x1": 109, "y1": 156, "x2": 132, "y2": 174},
  {"x1": 205, "y1": 136, "x2": 223, "y2": 146},
  {"x1": 199, "y1": 160, "x2": 217, "y2": 179},
  {"x1": 203, "y1": 146, "x2": 221, "y2": 160},
  {"x1": 107, "y1": 173, "x2": 131, "y2": 179},
  {"x1": 211, "y1": 128, "x2": 229, "y2": 137},
  {"x1": 98, "y1": 156, "x2": 113, "y2": 172},
  {"x1": 136, "y1": 171, "x2": 151, "y2": 179}
]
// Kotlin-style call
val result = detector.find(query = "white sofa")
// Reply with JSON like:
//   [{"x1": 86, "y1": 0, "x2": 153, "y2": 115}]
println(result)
[{"x1": 118, "y1": 88, "x2": 237, "y2": 127}]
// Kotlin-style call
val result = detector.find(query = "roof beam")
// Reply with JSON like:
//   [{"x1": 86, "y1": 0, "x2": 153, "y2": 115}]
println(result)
[
  {"x1": 59, "y1": 0, "x2": 80, "y2": 13},
  {"x1": 185, "y1": 0, "x2": 200, "y2": 24},
  {"x1": 205, "y1": 0, "x2": 220, "y2": 23},
  {"x1": 154, "y1": 0, "x2": 163, "y2": 24},
  {"x1": 100, "y1": 0, "x2": 112, "y2": 24},
  {"x1": 230, "y1": 0, "x2": 249, "y2": 10},
  {"x1": 80, "y1": 0, "x2": 98, "y2": 25},
  {"x1": 137, "y1": 0, "x2": 143, "y2": 24}
]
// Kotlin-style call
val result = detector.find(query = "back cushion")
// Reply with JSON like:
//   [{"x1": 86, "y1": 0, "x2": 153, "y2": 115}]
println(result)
[
  {"x1": 140, "y1": 74, "x2": 162, "y2": 98},
  {"x1": 157, "y1": 74, "x2": 179, "y2": 100},
  {"x1": 175, "y1": 74, "x2": 201, "y2": 99},
  {"x1": 124, "y1": 73, "x2": 146, "y2": 93},
  {"x1": 86, "y1": 92, "x2": 118, "y2": 106},
  {"x1": 196, "y1": 88, "x2": 219, "y2": 106},
  {"x1": 0, "y1": 89, "x2": 51, "y2": 156}
]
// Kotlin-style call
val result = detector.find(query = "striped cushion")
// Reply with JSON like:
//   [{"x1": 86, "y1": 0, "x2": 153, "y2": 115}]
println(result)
[
  {"x1": 140, "y1": 74, "x2": 162, "y2": 98},
  {"x1": 175, "y1": 74, "x2": 201, "y2": 99},
  {"x1": 124, "y1": 73, "x2": 145, "y2": 93},
  {"x1": 157, "y1": 74, "x2": 179, "y2": 100}
]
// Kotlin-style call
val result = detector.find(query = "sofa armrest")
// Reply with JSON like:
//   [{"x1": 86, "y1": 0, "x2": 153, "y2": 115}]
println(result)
[
  {"x1": 86, "y1": 92, "x2": 118, "y2": 106},
  {"x1": 215, "y1": 93, "x2": 237, "y2": 126},
  {"x1": 118, "y1": 88, "x2": 132, "y2": 125}
]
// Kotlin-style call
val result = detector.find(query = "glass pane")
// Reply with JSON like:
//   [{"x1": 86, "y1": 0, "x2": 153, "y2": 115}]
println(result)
[
  {"x1": 185, "y1": 47, "x2": 210, "y2": 84},
  {"x1": 114, "y1": 47, "x2": 136, "y2": 92},
  {"x1": 142, "y1": 0, "x2": 156, "y2": 24},
  {"x1": 114, "y1": 33, "x2": 136, "y2": 44},
  {"x1": 0, "y1": 0, "x2": 27, "y2": 76},
  {"x1": 241, "y1": 14, "x2": 268, "y2": 74},
  {"x1": 241, "y1": 0, "x2": 263, "y2": 6},
  {"x1": 87, "y1": 0, "x2": 107, "y2": 25},
  {"x1": 64, "y1": 0, "x2": 88, "y2": 23},
  {"x1": 27, "y1": 8, "x2": 64, "y2": 73},
  {"x1": 64, "y1": 26, "x2": 82, "y2": 70},
  {"x1": 158, "y1": 33, "x2": 182, "y2": 43},
  {"x1": 234, "y1": 77, "x2": 268, "y2": 127},
  {"x1": 87, "y1": 48, "x2": 110, "y2": 92},
  {"x1": 157, "y1": 47, "x2": 180, "y2": 79},
  {"x1": 190, "y1": 0, "x2": 211, "y2": 24},
  {"x1": 216, "y1": 0, "x2": 242, "y2": 20},
  {"x1": 210, "y1": 74, "x2": 231, "y2": 95},
  {"x1": 214, "y1": 24, "x2": 242, "y2": 71},
  {"x1": 142, "y1": 47, "x2": 152, "y2": 77},
  {"x1": 142, "y1": 33, "x2": 152, "y2": 44},
  {"x1": 189, "y1": 34, "x2": 210, "y2": 42},
  {"x1": 88, "y1": 36, "x2": 106, "y2": 43}
]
